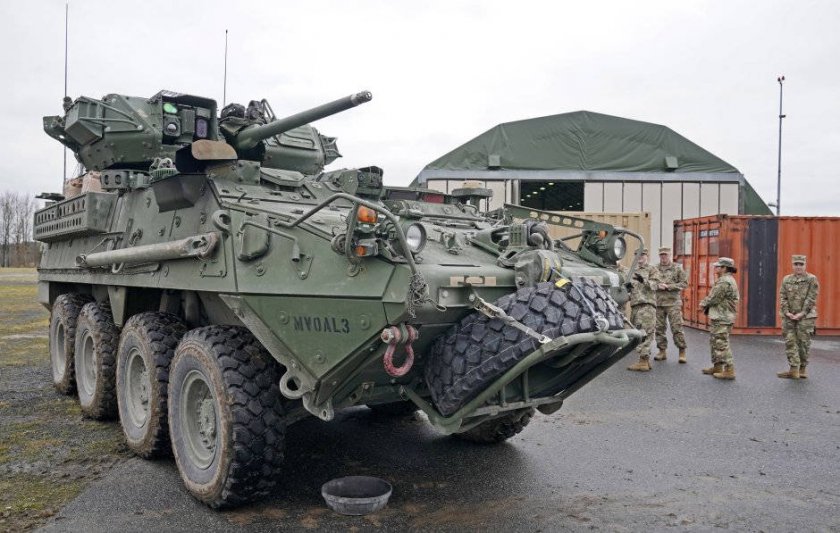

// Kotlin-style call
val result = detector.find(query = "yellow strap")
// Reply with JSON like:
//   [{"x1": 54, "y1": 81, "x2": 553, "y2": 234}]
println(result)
[{"x1": 555, "y1": 278, "x2": 570, "y2": 288}]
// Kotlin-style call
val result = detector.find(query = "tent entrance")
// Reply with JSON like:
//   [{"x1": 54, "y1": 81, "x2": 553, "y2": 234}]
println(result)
[{"x1": 519, "y1": 181, "x2": 583, "y2": 211}]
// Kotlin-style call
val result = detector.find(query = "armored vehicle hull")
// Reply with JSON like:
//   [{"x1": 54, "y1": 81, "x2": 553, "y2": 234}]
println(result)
[{"x1": 36, "y1": 90, "x2": 643, "y2": 507}]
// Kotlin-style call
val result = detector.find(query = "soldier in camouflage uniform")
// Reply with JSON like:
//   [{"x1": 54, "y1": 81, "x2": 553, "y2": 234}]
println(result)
[
  {"x1": 699, "y1": 257, "x2": 739, "y2": 379},
  {"x1": 776, "y1": 255, "x2": 820, "y2": 380},
  {"x1": 626, "y1": 249, "x2": 658, "y2": 372},
  {"x1": 654, "y1": 247, "x2": 688, "y2": 363}
]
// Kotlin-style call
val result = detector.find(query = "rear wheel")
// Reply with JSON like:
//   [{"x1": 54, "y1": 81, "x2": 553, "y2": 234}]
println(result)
[
  {"x1": 168, "y1": 326, "x2": 286, "y2": 508},
  {"x1": 456, "y1": 408, "x2": 535, "y2": 444},
  {"x1": 74, "y1": 302, "x2": 119, "y2": 419},
  {"x1": 117, "y1": 312, "x2": 186, "y2": 458},
  {"x1": 49, "y1": 293, "x2": 92, "y2": 395},
  {"x1": 425, "y1": 279, "x2": 622, "y2": 417}
]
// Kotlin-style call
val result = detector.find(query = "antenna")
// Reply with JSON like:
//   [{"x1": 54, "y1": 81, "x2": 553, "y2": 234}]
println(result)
[
  {"x1": 223, "y1": 29, "x2": 228, "y2": 107},
  {"x1": 63, "y1": 1, "x2": 69, "y2": 186}
]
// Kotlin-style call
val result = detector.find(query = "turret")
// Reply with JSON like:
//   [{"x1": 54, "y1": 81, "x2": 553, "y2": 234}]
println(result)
[
  {"x1": 219, "y1": 91, "x2": 371, "y2": 174},
  {"x1": 227, "y1": 91, "x2": 371, "y2": 151},
  {"x1": 43, "y1": 89, "x2": 373, "y2": 176}
]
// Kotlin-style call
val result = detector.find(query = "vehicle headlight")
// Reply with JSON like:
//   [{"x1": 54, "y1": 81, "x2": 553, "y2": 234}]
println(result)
[
  {"x1": 404, "y1": 223, "x2": 427, "y2": 254},
  {"x1": 604, "y1": 235, "x2": 626, "y2": 262}
]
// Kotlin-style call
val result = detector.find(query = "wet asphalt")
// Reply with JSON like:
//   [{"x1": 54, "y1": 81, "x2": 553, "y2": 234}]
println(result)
[{"x1": 41, "y1": 329, "x2": 840, "y2": 532}]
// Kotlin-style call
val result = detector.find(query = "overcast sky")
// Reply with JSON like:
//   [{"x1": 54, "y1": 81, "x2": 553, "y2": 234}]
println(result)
[{"x1": 1, "y1": 0, "x2": 837, "y2": 215}]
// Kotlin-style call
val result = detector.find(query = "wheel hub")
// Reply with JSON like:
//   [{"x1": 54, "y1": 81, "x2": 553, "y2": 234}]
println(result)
[
  {"x1": 197, "y1": 398, "x2": 217, "y2": 445},
  {"x1": 181, "y1": 370, "x2": 218, "y2": 469},
  {"x1": 126, "y1": 349, "x2": 150, "y2": 427}
]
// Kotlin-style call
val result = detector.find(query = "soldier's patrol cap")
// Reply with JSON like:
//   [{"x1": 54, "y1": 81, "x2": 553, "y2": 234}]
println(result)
[
  {"x1": 713, "y1": 257, "x2": 735, "y2": 268},
  {"x1": 640, "y1": 248, "x2": 649, "y2": 255},
  {"x1": 792, "y1": 254, "x2": 806, "y2": 264},
  {"x1": 658, "y1": 247, "x2": 671, "y2": 254}
]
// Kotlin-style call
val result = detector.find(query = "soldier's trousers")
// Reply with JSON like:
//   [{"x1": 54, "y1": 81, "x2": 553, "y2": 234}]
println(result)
[
  {"x1": 655, "y1": 305, "x2": 686, "y2": 350},
  {"x1": 709, "y1": 320, "x2": 733, "y2": 366},
  {"x1": 782, "y1": 318, "x2": 815, "y2": 367},
  {"x1": 630, "y1": 304, "x2": 656, "y2": 359}
]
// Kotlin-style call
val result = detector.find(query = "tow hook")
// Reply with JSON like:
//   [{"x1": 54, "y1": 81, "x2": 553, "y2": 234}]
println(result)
[{"x1": 381, "y1": 324, "x2": 418, "y2": 377}]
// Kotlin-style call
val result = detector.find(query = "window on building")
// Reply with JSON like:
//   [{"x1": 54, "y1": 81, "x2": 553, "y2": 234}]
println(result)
[{"x1": 519, "y1": 181, "x2": 584, "y2": 211}]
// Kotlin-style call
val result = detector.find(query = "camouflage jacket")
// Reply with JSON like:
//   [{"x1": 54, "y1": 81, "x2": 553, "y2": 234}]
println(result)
[
  {"x1": 780, "y1": 272, "x2": 819, "y2": 319},
  {"x1": 654, "y1": 263, "x2": 687, "y2": 307},
  {"x1": 628, "y1": 264, "x2": 658, "y2": 307},
  {"x1": 700, "y1": 273, "x2": 739, "y2": 324}
]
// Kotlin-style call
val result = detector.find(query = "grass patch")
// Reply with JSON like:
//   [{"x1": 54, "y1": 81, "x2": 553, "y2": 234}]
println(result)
[
  {"x1": 0, "y1": 270, "x2": 129, "y2": 531},
  {"x1": 0, "y1": 474, "x2": 85, "y2": 513}
]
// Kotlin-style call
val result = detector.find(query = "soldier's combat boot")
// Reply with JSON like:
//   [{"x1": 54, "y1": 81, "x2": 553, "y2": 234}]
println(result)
[
  {"x1": 777, "y1": 366, "x2": 800, "y2": 380},
  {"x1": 799, "y1": 366, "x2": 808, "y2": 379},
  {"x1": 702, "y1": 363, "x2": 724, "y2": 375},
  {"x1": 627, "y1": 358, "x2": 651, "y2": 372},
  {"x1": 678, "y1": 349, "x2": 687, "y2": 364},
  {"x1": 713, "y1": 364, "x2": 736, "y2": 380},
  {"x1": 654, "y1": 349, "x2": 667, "y2": 361}
]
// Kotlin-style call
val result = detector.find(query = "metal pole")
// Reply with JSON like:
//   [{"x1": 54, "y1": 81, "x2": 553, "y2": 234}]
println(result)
[
  {"x1": 223, "y1": 29, "x2": 228, "y2": 107},
  {"x1": 63, "y1": 1, "x2": 69, "y2": 185},
  {"x1": 775, "y1": 75, "x2": 785, "y2": 216}
]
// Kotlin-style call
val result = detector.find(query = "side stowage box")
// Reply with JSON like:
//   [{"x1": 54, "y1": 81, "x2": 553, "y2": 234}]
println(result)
[{"x1": 33, "y1": 191, "x2": 117, "y2": 243}]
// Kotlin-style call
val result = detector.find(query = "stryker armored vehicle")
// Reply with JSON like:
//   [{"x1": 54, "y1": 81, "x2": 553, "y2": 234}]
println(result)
[{"x1": 35, "y1": 89, "x2": 644, "y2": 507}]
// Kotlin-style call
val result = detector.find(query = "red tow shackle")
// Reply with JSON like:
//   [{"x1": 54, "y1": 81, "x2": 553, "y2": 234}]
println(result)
[{"x1": 381, "y1": 324, "x2": 419, "y2": 377}]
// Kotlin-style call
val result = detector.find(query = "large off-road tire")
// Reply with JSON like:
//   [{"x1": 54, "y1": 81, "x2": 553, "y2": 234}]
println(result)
[
  {"x1": 74, "y1": 302, "x2": 120, "y2": 419},
  {"x1": 425, "y1": 279, "x2": 622, "y2": 417},
  {"x1": 49, "y1": 293, "x2": 92, "y2": 395},
  {"x1": 456, "y1": 408, "x2": 535, "y2": 444},
  {"x1": 168, "y1": 326, "x2": 286, "y2": 508},
  {"x1": 366, "y1": 401, "x2": 418, "y2": 417},
  {"x1": 117, "y1": 312, "x2": 187, "y2": 458}
]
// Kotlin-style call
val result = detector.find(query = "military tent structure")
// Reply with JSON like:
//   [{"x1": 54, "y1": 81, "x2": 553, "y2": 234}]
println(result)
[{"x1": 413, "y1": 111, "x2": 770, "y2": 252}]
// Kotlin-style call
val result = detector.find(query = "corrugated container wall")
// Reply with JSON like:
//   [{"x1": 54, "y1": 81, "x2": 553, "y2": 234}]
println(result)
[{"x1": 675, "y1": 215, "x2": 840, "y2": 335}]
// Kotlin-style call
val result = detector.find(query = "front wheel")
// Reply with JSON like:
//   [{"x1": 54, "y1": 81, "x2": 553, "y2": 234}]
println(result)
[
  {"x1": 456, "y1": 408, "x2": 535, "y2": 444},
  {"x1": 168, "y1": 326, "x2": 286, "y2": 508}
]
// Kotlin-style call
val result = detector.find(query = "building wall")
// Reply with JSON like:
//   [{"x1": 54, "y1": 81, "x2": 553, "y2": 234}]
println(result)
[{"x1": 584, "y1": 181, "x2": 740, "y2": 252}]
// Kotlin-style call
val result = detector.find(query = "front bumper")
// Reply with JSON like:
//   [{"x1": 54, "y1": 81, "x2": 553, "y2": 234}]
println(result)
[{"x1": 402, "y1": 327, "x2": 644, "y2": 434}]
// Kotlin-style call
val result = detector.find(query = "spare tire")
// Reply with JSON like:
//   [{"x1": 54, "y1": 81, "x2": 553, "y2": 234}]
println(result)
[{"x1": 424, "y1": 278, "x2": 622, "y2": 417}]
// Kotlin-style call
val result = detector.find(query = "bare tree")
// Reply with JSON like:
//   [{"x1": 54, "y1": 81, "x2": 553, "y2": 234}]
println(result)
[
  {"x1": 14, "y1": 194, "x2": 35, "y2": 265},
  {"x1": 0, "y1": 191, "x2": 14, "y2": 267}
]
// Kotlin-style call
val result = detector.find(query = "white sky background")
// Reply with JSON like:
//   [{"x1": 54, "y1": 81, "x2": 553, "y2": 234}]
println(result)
[{"x1": 0, "y1": 0, "x2": 838, "y2": 215}]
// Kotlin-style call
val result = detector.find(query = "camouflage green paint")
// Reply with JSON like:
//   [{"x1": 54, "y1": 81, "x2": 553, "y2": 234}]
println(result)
[{"x1": 35, "y1": 88, "x2": 642, "y2": 429}]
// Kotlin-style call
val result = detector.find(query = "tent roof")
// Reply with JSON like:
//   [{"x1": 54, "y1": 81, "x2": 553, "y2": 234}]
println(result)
[{"x1": 422, "y1": 110, "x2": 740, "y2": 174}]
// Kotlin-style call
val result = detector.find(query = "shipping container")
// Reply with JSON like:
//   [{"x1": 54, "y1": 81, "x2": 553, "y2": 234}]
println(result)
[{"x1": 674, "y1": 215, "x2": 840, "y2": 335}]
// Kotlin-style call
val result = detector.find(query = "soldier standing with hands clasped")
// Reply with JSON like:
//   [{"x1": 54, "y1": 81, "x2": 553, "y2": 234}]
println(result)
[
  {"x1": 699, "y1": 257, "x2": 739, "y2": 380},
  {"x1": 654, "y1": 247, "x2": 688, "y2": 363},
  {"x1": 626, "y1": 249, "x2": 658, "y2": 372},
  {"x1": 777, "y1": 255, "x2": 820, "y2": 380}
]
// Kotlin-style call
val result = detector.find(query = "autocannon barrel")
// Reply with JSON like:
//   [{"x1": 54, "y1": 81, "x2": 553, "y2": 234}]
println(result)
[{"x1": 233, "y1": 90, "x2": 373, "y2": 151}]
